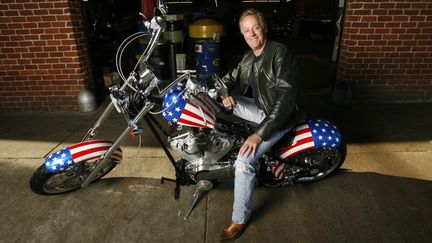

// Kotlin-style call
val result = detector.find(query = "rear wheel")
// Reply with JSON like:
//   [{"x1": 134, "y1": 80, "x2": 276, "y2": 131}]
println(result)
[
  {"x1": 259, "y1": 143, "x2": 347, "y2": 187},
  {"x1": 294, "y1": 142, "x2": 347, "y2": 182},
  {"x1": 29, "y1": 159, "x2": 117, "y2": 195}
]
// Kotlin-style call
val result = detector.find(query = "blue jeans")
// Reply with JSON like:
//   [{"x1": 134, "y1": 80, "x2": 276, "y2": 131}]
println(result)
[{"x1": 231, "y1": 96, "x2": 290, "y2": 224}]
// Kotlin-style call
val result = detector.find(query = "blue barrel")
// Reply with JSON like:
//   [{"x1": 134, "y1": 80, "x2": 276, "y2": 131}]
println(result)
[{"x1": 194, "y1": 40, "x2": 220, "y2": 84}]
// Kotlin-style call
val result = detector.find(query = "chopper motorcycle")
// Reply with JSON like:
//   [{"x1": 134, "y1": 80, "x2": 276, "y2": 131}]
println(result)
[{"x1": 29, "y1": 1, "x2": 346, "y2": 219}]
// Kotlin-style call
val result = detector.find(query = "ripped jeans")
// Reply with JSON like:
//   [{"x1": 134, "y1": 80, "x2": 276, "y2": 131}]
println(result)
[{"x1": 231, "y1": 96, "x2": 290, "y2": 224}]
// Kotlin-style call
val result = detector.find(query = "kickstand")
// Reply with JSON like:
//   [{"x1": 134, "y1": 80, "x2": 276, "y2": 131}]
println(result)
[
  {"x1": 161, "y1": 177, "x2": 181, "y2": 199},
  {"x1": 183, "y1": 180, "x2": 213, "y2": 220}
]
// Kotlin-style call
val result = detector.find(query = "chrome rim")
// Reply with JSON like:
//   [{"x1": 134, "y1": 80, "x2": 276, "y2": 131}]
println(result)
[
  {"x1": 43, "y1": 160, "x2": 116, "y2": 194},
  {"x1": 297, "y1": 147, "x2": 342, "y2": 181}
]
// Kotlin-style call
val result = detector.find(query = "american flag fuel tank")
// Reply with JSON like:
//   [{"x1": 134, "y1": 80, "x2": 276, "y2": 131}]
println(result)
[
  {"x1": 272, "y1": 119, "x2": 342, "y2": 179},
  {"x1": 45, "y1": 140, "x2": 122, "y2": 173},
  {"x1": 162, "y1": 83, "x2": 216, "y2": 129}
]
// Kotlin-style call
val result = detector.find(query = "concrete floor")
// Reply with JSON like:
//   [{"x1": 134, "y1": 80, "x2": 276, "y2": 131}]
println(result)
[{"x1": 0, "y1": 100, "x2": 432, "y2": 243}]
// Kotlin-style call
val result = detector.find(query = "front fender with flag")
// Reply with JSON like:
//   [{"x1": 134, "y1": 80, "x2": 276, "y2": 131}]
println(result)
[{"x1": 44, "y1": 140, "x2": 122, "y2": 173}]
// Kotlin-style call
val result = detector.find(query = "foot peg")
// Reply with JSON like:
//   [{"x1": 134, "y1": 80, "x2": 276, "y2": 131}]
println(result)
[{"x1": 183, "y1": 180, "x2": 213, "y2": 220}]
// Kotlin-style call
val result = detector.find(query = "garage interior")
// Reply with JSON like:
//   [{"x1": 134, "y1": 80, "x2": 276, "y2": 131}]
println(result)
[{"x1": 82, "y1": 0, "x2": 344, "y2": 103}]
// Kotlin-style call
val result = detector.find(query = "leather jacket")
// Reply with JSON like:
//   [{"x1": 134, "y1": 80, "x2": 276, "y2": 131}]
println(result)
[{"x1": 222, "y1": 40, "x2": 302, "y2": 140}]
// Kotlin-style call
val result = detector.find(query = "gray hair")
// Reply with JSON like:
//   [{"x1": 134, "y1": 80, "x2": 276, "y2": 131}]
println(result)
[{"x1": 239, "y1": 8, "x2": 267, "y2": 34}]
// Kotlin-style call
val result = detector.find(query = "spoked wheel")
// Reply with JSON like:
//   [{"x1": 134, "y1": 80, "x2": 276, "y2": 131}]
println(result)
[
  {"x1": 294, "y1": 142, "x2": 347, "y2": 182},
  {"x1": 29, "y1": 159, "x2": 117, "y2": 195}
]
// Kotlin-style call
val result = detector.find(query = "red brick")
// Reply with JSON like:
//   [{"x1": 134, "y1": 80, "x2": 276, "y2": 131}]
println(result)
[
  {"x1": 396, "y1": 3, "x2": 411, "y2": 9},
  {"x1": 399, "y1": 34, "x2": 414, "y2": 40},
  {"x1": 415, "y1": 34, "x2": 430, "y2": 40},
  {"x1": 54, "y1": 2, "x2": 69, "y2": 8},
  {"x1": 420, "y1": 10, "x2": 432, "y2": 15},
  {"x1": 33, "y1": 10, "x2": 48, "y2": 15},
  {"x1": 376, "y1": 28, "x2": 391, "y2": 34},
  {"x1": 26, "y1": 16, "x2": 41, "y2": 22},
  {"x1": 364, "y1": 57, "x2": 380, "y2": 62},
  {"x1": 415, "y1": 52, "x2": 429, "y2": 58},
  {"x1": 382, "y1": 46, "x2": 396, "y2": 52},
  {"x1": 374, "y1": 40, "x2": 387, "y2": 45},
  {"x1": 373, "y1": 9, "x2": 388, "y2": 15},
  {"x1": 358, "y1": 40, "x2": 373, "y2": 46},
  {"x1": 418, "y1": 22, "x2": 432, "y2": 28},
  {"x1": 410, "y1": 16, "x2": 426, "y2": 22},
  {"x1": 367, "y1": 34, "x2": 383, "y2": 40},
  {"x1": 354, "y1": 9, "x2": 372, "y2": 15},
  {"x1": 22, "y1": 23, "x2": 37, "y2": 28},
  {"x1": 380, "y1": 3, "x2": 396, "y2": 9},
  {"x1": 401, "y1": 22, "x2": 417, "y2": 28},
  {"x1": 347, "y1": 16, "x2": 361, "y2": 22},
  {"x1": 378, "y1": 16, "x2": 392, "y2": 22},
  {"x1": 4, "y1": 10, "x2": 19, "y2": 17},
  {"x1": 352, "y1": 22, "x2": 369, "y2": 28},
  {"x1": 388, "y1": 9, "x2": 403, "y2": 15},
  {"x1": 362, "y1": 16, "x2": 377, "y2": 22},
  {"x1": 418, "y1": 40, "x2": 432, "y2": 45},
  {"x1": 11, "y1": 16, "x2": 26, "y2": 22},
  {"x1": 370, "y1": 22, "x2": 385, "y2": 28},
  {"x1": 385, "y1": 22, "x2": 401, "y2": 28},
  {"x1": 52, "y1": 22, "x2": 66, "y2": 28},
  {"x1": 38, "y1": 2, "x2": 54, "y2": 8},
  {"x1": 359, "y1": 28, "x2": 374, "y2": 34},
  {"x1": 406, "y1": 28, "x2": 421, "y2": 34},
  {"x1": 348, "y1": 3, "x2": 363, "y2": 9},
  {"x1": 393, "y1": 16, "x2": 409, "y2": 22},
  {"x1": 37, "y1": 22, "x2": 52, "y2": 28},
  {"x1": 363, "y1": 3, "x2": 379, "y2": 9},
  {"x1": 48, "y1": 9, "x2": 64, "y2": 15},
  {"x1": 399, "y1": 64, "x2": 413, "y2": 69},
  {"x1": 404, "y1": 10, "x2": 421, "y2": 16}
]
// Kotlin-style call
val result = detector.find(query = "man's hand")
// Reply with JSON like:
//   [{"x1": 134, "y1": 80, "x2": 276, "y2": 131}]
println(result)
[
  {"x1": 239, "y1": 133, "x2": 263, "y2": 158},
  {"x1": 221, "y1": 95, "x2": 237, "y2": 110}
]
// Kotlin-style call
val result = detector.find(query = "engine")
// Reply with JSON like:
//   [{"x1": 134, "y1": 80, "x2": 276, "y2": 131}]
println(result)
[{"x1": 168, "y1": 127, "x2": 240, "y2": 181}]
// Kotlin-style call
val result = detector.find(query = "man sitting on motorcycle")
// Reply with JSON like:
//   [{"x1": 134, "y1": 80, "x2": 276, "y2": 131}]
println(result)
[{"x1": 219, "y1": 8, "x2": 302, "y2": 242}]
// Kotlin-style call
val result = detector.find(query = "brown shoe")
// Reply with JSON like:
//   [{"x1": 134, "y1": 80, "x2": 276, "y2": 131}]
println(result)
[{"x1": 219, "y1": 220, "x2": 246, "y2": 242}]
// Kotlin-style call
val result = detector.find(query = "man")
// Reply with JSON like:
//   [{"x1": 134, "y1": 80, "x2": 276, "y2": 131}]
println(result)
[{"x1": 219, "y1": 8, "x2": 301, "y2": 242}]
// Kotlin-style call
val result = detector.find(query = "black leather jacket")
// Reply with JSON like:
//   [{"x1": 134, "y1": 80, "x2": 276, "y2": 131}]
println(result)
[{"x1": 222, "y1": 40, "x2": 301, "y2": 140}]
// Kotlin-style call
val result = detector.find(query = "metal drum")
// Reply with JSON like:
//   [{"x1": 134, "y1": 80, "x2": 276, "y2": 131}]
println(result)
[
  {"x1": 194, "y1": 40, "x2": 220, "y2": 84},
  {"x1": 188, "y1": 18, "x2": 224, "y2": 85}
]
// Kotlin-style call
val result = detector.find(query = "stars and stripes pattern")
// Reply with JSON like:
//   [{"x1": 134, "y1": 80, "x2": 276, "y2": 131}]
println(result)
[
  {"x1": 272, "y1": 119, "x2": 342, "y2": 179},
  {"x1": 162, "y1": 83, "x2": 216, "y2": 129},
  {"x1": 45, "y1": 140, "x2": 122, "y2": 173}
]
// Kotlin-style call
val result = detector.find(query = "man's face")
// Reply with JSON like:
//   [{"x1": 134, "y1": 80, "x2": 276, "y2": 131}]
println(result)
[{"x1": 240, "y1": 15, "x2": 266, "y2": 53}]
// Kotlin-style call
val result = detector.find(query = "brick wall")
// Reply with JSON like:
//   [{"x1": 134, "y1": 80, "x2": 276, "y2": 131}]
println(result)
[
  {"x1": 337, "y1": 0, "x2": 432, "y2": 103},
  {"x1": 0, "y1": 0, "x2": 92, "y2": 111}
]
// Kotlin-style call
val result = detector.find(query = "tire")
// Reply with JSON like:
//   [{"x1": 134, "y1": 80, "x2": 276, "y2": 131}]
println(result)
[
  {"x1": 294, "y1": 142, "x2": 347, "y2": 183},
  {"x1": 29, "y1": 159, "x2": 117, "y2": 195}
]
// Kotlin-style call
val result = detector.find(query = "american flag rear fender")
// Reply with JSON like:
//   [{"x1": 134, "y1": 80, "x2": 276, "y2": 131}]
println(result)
[
  {"x1": 44, "y1": 140, "x2": 123, "y2": 173},
  {"x1": 277, "y1": 119, "x2": 343, "y2": 161}
]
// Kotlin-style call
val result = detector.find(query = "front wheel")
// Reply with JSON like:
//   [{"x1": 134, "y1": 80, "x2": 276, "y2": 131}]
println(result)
[{"x1": 29, "y1": 159, "x2": 117, "y2": 195}]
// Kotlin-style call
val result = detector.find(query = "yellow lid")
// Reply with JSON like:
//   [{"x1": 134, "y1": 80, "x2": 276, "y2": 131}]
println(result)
[{"x1": 188, "y1": 18, "x2": 224, "y2": 39}]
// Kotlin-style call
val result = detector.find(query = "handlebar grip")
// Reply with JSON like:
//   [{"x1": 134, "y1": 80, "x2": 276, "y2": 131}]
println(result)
[{"x1": 196, "y1": 93, "x2": 223, "y2": 113}]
